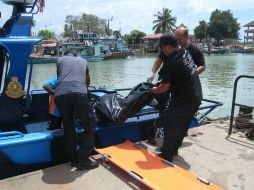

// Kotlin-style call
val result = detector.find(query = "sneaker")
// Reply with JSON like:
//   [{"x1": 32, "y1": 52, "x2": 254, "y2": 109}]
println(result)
[
  {"x1": 76, "y1": 158, "x2": 99, "y2": 170},
  {"x1": 155, "y1": 146, "x2": 162, "y2": 153},
  {"x1": 147, "y1": 137, "x2": 157, "y2": 145},
  {"x1": 155, "y1": 147, "x2": 178, "y2": 156}
]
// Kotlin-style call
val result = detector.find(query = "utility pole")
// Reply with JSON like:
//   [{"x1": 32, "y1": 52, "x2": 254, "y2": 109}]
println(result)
[{"x1": 107, "y1": 16, "x2": 113, "y2": 36}]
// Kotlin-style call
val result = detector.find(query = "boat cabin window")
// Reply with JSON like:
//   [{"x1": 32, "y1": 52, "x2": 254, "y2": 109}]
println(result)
[{"x1": 0, "y1": 46, "x2": 9, "y2": 94}]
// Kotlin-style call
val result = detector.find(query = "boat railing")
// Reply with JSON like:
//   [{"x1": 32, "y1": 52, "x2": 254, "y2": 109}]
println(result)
[
  {"x1": 19, "y1": 87, "x2": 223, "y2": 127},
  {"x1": 92, "y1": 87, "x2": 223, "y2": 124},
  {"x1": 135, "y1": 99, "x2": 223, "y2": 124},
  {"x1": 197, "y1": 98, "x2": 223, "y2": 123},
  {"x1": 228, "y1": 75, "x2": 254, "y2": 135}
]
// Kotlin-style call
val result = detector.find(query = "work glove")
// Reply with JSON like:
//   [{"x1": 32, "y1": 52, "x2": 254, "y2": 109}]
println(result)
[{"x1": 147, "y1": 72, "x2": 155, "y2": 83}]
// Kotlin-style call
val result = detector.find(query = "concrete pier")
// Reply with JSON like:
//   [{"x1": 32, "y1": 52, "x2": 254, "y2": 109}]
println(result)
[{"x1": 1, "y1": 119, "x2": 253, "y2": 190}]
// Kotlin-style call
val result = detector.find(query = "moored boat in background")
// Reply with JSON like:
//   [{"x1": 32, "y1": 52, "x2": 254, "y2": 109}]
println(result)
[
  {"x1": 203, "y1": 46, "x2": 230, "y2": 54},
  {"x1": 243, "y1": 46, "x2": 254, "y2": 53},
  {"x1": 30, "y1": 40, "x2": 104, "y2": 63}
]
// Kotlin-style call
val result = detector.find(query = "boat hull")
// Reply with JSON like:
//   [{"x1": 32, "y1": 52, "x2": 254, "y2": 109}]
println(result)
[
  {"x1": 0, "y1": 119, "x2": 157, "y2": 179},
  {"x1": 103, "y1": 51, "x2": 135, "y2": 59},
  {"x1": 30, "y1": 55, "x2": 104, "y2": 64},
  {"x1": 30, "y1": 56, "x2": 58, "y2": 64},
  {"x1": 0, "y1": 130, "x2": 69, "y2": 179},
  {"x1": 0, "y1": 89, "x2": 158, "y2": 179},
  {"x1": 0, "y1": 89, "x2": 221, "y2": 179},
  {"x1": 83, "y1": 56, "x2": 103, "y2": 62}
]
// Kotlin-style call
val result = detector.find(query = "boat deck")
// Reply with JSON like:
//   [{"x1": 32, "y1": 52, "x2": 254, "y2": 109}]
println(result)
[{"x1": 1, "y1": 119, "x2": 253, "y2": 190}]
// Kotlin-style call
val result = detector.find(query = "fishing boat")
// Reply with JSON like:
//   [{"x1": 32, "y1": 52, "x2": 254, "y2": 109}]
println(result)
[
  {"x1": 99, "y1": 36, "x2": 135, "y2": 59},
  {"x1": 203, "y1": 46, "x2": 230, "y2": 54},
  {"x1": 243, "y1": 46, "x2": 254, "y2": 53},
  {"x1": 30, "y1": 54, "x2": 103, "y2": 63},
  {"x1": 29, "y1": 54, "x2": 58, "y2": 63},
  {"x1": 30, "y1": 40, "x2": 104, "y2": 63},
  {"x1": 0, "y1": 2, "x2": 224, "y2": 189},
  {"x1": 104, "y1": 48, "x2": 135, "y2": 59}
]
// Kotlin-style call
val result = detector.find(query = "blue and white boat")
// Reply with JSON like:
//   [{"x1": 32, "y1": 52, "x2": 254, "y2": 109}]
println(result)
[
  {"x1": 30, "y1": 41, "x2": 104, "y2": 63},
  {"x1": 0, "y1": 0, "x2": 222, "y2": 180}
]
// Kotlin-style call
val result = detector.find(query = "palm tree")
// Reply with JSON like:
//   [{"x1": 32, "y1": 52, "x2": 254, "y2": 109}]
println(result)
[{"x1": 152, "y1": 8, "x2": 177, "y2": 34}]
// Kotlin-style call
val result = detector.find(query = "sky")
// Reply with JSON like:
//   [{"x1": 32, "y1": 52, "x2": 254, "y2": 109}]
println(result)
[{"x1": 0, "y1": 0, "x2": 253, "y2": 40}]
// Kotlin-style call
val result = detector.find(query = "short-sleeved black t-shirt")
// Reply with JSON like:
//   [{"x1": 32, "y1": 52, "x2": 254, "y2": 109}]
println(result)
[
  {"x1": 161, "y1": 48, "x2": 203, "y2": 103},
  {"x1": 158, "y1": 51, "x2": 168, "y2": 60},
  {"x1": 187, "y1": 43, "x2": 205, "y2": 67},
  {"x1": 158, "y1": 51, "x2": 168, "y2": 79},
  {"x1": 158, "y1": 43, "x2": 205, "y2": 78}
]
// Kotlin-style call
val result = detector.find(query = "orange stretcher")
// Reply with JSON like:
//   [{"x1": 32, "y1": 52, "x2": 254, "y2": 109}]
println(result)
[{"x1": 96, "y1": 141, "x2": 223, "y2": 190}]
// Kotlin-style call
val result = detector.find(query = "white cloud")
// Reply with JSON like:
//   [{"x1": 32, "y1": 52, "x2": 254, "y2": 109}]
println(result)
[
  {"x1": 185, "y1": 0, "x2": 215, "y2": 14},
  {"x1": 0, "y1": 0, "x2": 253, "y2": 38}
]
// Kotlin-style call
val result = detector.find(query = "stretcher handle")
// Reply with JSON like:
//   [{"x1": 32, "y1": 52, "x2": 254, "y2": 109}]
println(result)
[
  {"x1": 128, "y1": 170, "x2": 143, "y2": 181},
  {"x1": 161, "y1": 159, "x2": 176, "y2": 167},
  {"x1": 101, "y1": 153, "x2": 111, "y2": 162},
  {"x1": 133, "y1": 143, "x2": 141, "y2": 149},
  {"x1": 197, "y1": 176, "x2": 211, "y2": 185}
]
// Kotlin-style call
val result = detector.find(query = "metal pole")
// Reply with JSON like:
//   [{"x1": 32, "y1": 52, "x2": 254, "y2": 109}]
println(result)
[
  {"x1": 229, "y1": 76, "x2": 240, "y2": 135},
  {"x1": 229, "y1": 75, "x2": 254, "y2": 135},
  {"x1": 107, "y1": 20, "x2": 110, "y2": 36}
]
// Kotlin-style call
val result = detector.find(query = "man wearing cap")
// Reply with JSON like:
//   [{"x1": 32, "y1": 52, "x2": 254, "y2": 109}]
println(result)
[
  {"x1": 147, "y1": 27, "x2": 206, "y2": 82},
  {"x1": 151, "y1": 34, "x2": 202, "y2": 162},
  {"x1": 147, "y1": 27, "x2": 205, "y2": 113}
]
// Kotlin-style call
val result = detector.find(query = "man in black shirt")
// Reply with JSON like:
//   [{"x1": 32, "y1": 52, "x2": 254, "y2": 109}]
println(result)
[
  {"x1": 147, "y1": 27, "x2": 205, "y2": 82},
  {"x1": 147, "y1": 27, "x2": 205, "y2": 145},
  {"x1": 151, "y1": 34, "x2": 202, "y2": 162},
  {"x1": 175, "y1": 27, "x2": 205, "y2": 74}
]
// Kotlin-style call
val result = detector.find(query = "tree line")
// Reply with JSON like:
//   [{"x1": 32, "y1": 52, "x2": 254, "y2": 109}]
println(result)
[{"x1": 37, "y1": 8, "x2": 240, "y2": 46}]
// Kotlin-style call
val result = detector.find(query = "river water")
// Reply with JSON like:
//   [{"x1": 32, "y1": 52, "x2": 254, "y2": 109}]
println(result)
[{"x1": 30, "y1": 53, "x2": 254, "y2": 118}]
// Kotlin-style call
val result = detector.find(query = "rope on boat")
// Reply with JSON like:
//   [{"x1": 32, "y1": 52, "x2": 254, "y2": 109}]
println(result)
[{"x1": 234, "y1": 107, "x2": 254, "y2": 139}]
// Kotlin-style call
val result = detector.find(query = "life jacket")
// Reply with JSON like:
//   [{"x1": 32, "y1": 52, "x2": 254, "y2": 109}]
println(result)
[{"x1": 49, "y1": 95, "x2": 61, "y2": 118}]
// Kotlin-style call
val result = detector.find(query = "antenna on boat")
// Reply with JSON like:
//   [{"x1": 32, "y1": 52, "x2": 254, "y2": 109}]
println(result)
[
  {"x1": 106, "y1": 16, "x2": 113, "y2": 36},
  {"x1": 1, "y1": 0, "x2": 45, "y2": 16},
  {"x1": 0, "y1": 0, "x2": 45, "y2": 36}
]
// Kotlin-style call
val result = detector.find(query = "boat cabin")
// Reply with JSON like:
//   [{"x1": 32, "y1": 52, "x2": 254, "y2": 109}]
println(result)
[{"x1": 77, "y1": 31, "x2": 99, "y2": 43}]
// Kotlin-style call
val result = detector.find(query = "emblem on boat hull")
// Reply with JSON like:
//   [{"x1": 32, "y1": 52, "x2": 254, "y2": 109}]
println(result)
[{"x1": 5, "y1": 77, "x2": 25, "y2": 98}]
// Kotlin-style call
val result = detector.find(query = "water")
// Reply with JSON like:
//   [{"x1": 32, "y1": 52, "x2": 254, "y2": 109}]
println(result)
[{"x1": 30, "y1": 54, "x2": 254, "y2": 118}]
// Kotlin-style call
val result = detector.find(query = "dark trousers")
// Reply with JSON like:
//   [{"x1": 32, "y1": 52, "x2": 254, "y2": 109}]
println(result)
[
  {"x1": 48, "y1": 114, "x2": 62, "y2": 129},
  {"x1": 155, "y1": 90, "x2": 171, "y2": 113},
  {"x1": 149, "y1": 91, "x2": 170, "y2": 139},
  {"x1": 55, "y1": 93, "x2": 97, "y2": 158},
  {"x1": 161, "y1": 100, "x2": 200, "y2": 157}
]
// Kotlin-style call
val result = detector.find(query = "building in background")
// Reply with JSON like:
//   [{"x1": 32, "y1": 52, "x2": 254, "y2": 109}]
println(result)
[{"x1": 243, "y1": 21, "x2": 254, "y2": 46}]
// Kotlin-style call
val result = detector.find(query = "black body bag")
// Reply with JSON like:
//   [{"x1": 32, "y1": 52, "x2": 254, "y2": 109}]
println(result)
[{"x1": 94, "y1": 82, "x2": 154, "y2": 125}]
